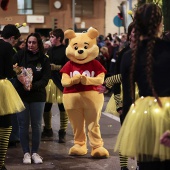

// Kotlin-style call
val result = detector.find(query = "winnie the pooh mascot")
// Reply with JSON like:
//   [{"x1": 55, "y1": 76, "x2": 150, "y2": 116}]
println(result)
[{"x1": 60, "y1": 27, "x2": 109, "y2": 158}]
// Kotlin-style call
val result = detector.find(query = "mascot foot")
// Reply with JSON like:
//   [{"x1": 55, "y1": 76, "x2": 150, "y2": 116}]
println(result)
[
  {"x1": 69, "y1": 144, "x2": 87, "y2": 156},
  {"x1": 91, "y1": 147, "x2": 109, "y2": 158}
]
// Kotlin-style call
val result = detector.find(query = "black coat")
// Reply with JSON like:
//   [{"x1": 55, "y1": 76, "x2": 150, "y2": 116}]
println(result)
[{"x1": 13, "y1": 49, "x2": 51, "y2": 102}]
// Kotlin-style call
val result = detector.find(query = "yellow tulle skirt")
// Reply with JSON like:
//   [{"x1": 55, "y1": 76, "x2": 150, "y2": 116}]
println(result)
[
  {"x1": 105, "y1": 84, "x2": 139, "y2": 117},
  {"x1": 105, "y1": 94, "x2": 119, "y2": 117},
  {"x1": 0, "y1": 79, "x2": 25, "y2": 116},
  {"x1": 114, "y1": 96, "x2": 170, "y2": 161},
  {"x1": 45, "y1": 79, "x2": 63, "y2": 104}
]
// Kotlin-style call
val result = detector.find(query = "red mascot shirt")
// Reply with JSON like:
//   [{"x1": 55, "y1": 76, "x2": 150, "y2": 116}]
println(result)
[{"x1": 60, "y1": 60, "x2": 106, "y2": 93}]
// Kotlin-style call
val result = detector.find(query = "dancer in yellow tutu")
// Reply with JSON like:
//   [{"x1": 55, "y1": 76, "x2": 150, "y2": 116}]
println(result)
[
  {"x1": 114, "y1": 3, "x2": 170, "y2": 170},
  {"x1": 0, "y1": 24, "x2": 25, "y2": 170},
  {"x1": 100, "y1": 22, "x2": 138, "y2": 170}
]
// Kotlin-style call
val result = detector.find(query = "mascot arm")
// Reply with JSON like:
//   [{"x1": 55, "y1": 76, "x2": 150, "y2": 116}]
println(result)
[
  {"x1": 81, "y1": 72, "x2": 105, "y2": 85},
  {"x1": 61, "y1": 73, "x2": 81, "y2": 87}
]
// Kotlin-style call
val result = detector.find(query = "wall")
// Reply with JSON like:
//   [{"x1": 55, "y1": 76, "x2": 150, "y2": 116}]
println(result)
[
  {"x1": 105, "y1": 0, "x2": 137, "y2": 36},
  {"x1": 0, "y1": 0, "x2": 105, "y2": 38}
]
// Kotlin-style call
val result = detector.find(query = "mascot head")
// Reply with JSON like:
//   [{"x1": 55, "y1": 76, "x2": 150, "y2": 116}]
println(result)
[
  {"x1": 64, "y1": 27, "x2": 99, "y2": 64},
  {"x1": 1, "y1": 0, "x2": 9, "y2": 11}
]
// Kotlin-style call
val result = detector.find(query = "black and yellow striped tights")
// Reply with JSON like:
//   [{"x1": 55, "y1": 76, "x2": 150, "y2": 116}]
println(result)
[
  {"x1": 0, "y1": 127, "x2": 12, "y2": 169},
  {"x1": 44, "y1": 103, "x2": 68, "y2": 131}
]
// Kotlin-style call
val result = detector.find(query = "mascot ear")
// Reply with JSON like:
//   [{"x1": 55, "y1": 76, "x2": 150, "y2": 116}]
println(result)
[
  {"x1": 64, "y1": 30, "x2": 76, "y2": 39},
  {"x1": 87, "y1": 27, "x2": 99, "y2": 39}
]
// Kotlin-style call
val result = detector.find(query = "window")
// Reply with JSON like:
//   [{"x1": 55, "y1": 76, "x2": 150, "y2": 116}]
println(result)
[
  {"x1": 17, "y1": 0, "x2": 49, "y2": 15},
  {"x1": 17, "y1": 0, "x2": 33, "y2": 14},
  {"x1": 75, "y1": 0, "x2": 94, "y2": 17},
  {"x1": 33, "y1": 0, "x2": 49, "y2": 15}
]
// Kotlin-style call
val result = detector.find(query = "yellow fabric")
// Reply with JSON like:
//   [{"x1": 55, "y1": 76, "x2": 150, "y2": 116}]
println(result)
[
  {"x1": 105, "y1": 84, "x2": 139, "y2": 117},
  {"x1": 105, "y1": 94, "x2": 119, "y2": 117},
  {"x1": 0, "y1": 79, "x2": 25, "y2": 115},
  {"x1": 45, "y1": 79, "x2": 63, "y2": 104},
  {"x1": 63, "y1": 91, "x2": 104, "y2": 147},
  {"x1": 114, "y1": 96, "x2": 170, "y2": 161}
]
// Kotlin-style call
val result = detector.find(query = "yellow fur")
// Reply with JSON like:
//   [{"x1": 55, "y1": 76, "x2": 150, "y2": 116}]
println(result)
[{"x1": 61, "y1": 27, "x2": 109, "y2": 158}]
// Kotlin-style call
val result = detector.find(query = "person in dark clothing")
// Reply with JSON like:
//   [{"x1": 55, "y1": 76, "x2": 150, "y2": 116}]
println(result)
[
  {"x1": 0, "y1": 24, "x2": 25, "y2": 170},
  {"x1": 42, "y1": 28, "x2": 69, "y2": 143},
  {"x1": 13, "y1": 32, "x2": 51, "y2": 164},
  {"x1": 115, "y1": 3, "x2": 170, "y2": 170}
]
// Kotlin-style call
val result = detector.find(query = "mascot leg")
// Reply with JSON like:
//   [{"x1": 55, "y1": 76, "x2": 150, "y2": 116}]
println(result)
[
  {"x1": 84, "y1": 91, "x2": 109, "y2": 158},
  {"x1": 67, "y1": 108, "x2": 87, "y2": 156}
]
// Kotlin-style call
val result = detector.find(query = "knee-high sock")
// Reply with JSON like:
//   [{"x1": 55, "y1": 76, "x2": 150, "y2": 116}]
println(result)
[
  {"x1": 60, "y1": 111, "x2": 68, "y2": 131},
  {"x1": 119, "y1": 152, "x2": 128, "y2": 168},
  {"x1": 0, "y1": 127, "x2": 12, "y2": 169},
  {"x1": 43, "y1": 111, "x2": 52, "y2": 129}
]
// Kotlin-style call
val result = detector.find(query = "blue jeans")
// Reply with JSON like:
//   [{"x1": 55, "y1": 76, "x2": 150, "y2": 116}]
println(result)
[{"x1": 17, "y1": 102, "x2": 45, "y2": 154}]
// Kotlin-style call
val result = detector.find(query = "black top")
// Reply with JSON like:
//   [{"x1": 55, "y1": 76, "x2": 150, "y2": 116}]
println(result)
[
  {"x1": 0, "y1": 39, "x2": 15, "y2": 79},
  {"x1": 47, "y1": 44, "x2": 68, "y2": 91},
  {"x1": 121, "y1": 38, "x2": 170, "y2": 117},
  {"x1": 13, "y1": 49, "x2": 51, "y2": 102}
]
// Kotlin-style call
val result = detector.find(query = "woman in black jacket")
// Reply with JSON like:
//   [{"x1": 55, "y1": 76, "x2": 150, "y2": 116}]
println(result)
[{"x1": 13, "y1": 32, "x2": 50, "y2": 164}]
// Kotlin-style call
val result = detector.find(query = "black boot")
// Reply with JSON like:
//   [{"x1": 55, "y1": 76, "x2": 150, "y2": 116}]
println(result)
[
  {"x1": 41, "y1": 127, "x2": 53, "y2": 138},
  {"x1": 121, "y1": 167, "x2": 129, "y2": 170},
  {"x1": 58, "y1": 129, "x2": 66, "y2": 143},
  {"x1": 1, "y1": 165, "x2": 7, "y2": 170}
]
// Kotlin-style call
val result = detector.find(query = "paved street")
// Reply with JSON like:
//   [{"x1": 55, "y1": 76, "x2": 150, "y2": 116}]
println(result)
[{"x1": 6, "y1": 94, "x2": 137, "y2": 170}]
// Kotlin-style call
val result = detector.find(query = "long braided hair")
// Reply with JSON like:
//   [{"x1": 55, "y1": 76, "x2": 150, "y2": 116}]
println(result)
[{"x1": 129, "y1": 3, "x2": 162, "y2": 106}]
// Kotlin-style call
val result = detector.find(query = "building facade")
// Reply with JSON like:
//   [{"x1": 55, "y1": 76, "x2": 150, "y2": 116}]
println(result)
[{"x1": 0, "y1": 0, "x2": 137, "y2": 39}]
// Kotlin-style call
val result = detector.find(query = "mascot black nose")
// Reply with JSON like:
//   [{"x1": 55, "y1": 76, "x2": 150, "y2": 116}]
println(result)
[{"x1": 78, "y1": 50, "x2": 84, "y2": 54}]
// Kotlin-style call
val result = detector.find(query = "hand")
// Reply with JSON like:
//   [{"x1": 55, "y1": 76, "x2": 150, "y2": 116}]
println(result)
[
  {"x1": 71, "y1": 74, "x2": 81, "y2": 84},
  {"x1": 118, "y1": 109, "x2": 123, "y2": 115},
  {"x1": 80, "y1": 75, "x2": 87, "y2": 85},
  {"x1": 17, "y1": 74, "x2": 25, "y2": 84},
  {"x1": 160, "y1": 130, "x2": 170, "y2": 147},
  {"x1": 50, "y1": 64, "x2": 62, "y2": 71},
  {"x1": 96, "y1": 85, "x2": 107, "y2": 93}
]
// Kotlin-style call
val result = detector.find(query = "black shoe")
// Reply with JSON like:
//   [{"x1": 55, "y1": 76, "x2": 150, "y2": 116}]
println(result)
[
  {"x1": 8, "y1": 141, "x2": 18, "y2": 148},
  {"x1": 41, "y1": 127, "x2": 53, "y2": 138},
  {"x1": 1, "y1": 165, "x2": 7, "y2": 170},
  {"x1": 58, "y1": 129, "x2": 66, "y2": 143},
  {"x1": 121, "y1": 167, "x2": 129, "y2": 170}
]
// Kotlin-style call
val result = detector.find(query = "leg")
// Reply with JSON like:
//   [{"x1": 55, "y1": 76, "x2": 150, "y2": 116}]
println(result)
[
  {"x1": 66, "y1": 108, "x2": 87, "y2": 155},
  {"x1": 30, "y1": 102, "x2": 45, "y2": 154},
  {"x1": 83, "y1": 92, "x2": 109, "y2": 158},
  {"x1": 119, "y1": 114, "x2": 128, "y2": 169},
  {"x1": 58, "y1": 103, "x2": 68, "y2": 143},
  {"x1": 0, "y1": 115, "x2": 12, "y2": 169},
  {"x1": 17, "y1": 102, "x2": 30, "y2": 154},
  {"x1": 42, "y1": 103, "x2": 53, "y2": 138},
  {"x1": 9, "y1": 113, "x2": 20, "y2": 147}
]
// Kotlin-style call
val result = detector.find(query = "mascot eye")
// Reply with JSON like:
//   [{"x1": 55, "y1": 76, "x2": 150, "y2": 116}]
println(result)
[
  {"x1": 74, "y1": 46, "x2": 78, "y2": 50},
  {"x1": 84, "y1": 46, "x2": 88, "y2": 49}
]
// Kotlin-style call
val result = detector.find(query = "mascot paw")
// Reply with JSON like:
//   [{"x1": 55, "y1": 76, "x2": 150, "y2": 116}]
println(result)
[
  {"x1": 91, "y1": 147, "x2": 109, "y2": 158},
  {"x1": 80, "y1": 75, "x2": 87, "y2": 85},
  {"x1": 72, "y1": 74, "x2": 81, "y2": 84},
  {"x1": 69, "y1": 144, "x2": 87, "y2": 156}
]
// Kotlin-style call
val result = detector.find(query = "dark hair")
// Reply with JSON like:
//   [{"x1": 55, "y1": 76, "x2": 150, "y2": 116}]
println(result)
[
  {"x1": 49, "y1": 28, "x2": 64, "y2": 43},
  {"x1": 130, "y1": 3, "x2": 162, "y2": 106},
  {"x1": 1, "y1": 24, "x2": 21, "y2": 39},
  {"x1": 25, "y1": 32, "x2": 44, "y2": 53},
  {"x1": 127, "y1": 21, "x2": 135, "y2": 41},
  {"x1": 14, "y1": 39, "x2": 25, "y2": 51},
  {"x1": 1, "y1": 0, "x2": 9, "y2": 11}
]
